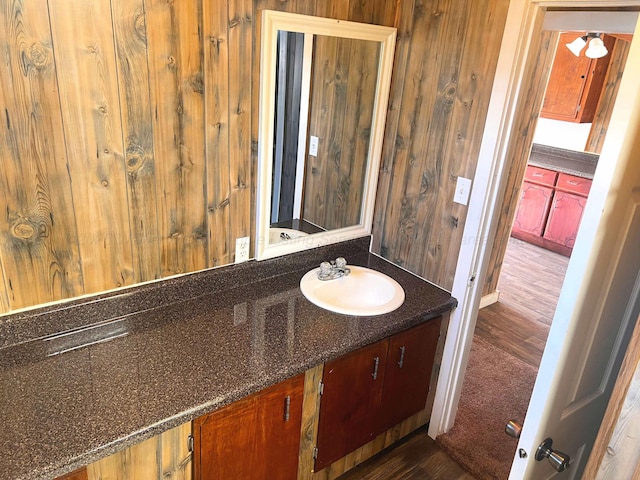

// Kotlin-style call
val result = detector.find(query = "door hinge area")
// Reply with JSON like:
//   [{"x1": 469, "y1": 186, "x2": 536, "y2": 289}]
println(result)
[
  {"x1": 187, "y1": 434, "x2": 194, "y2": 452},
  {"x1": 313, "y1": 446, "x2": 319, "y2": 460},
  {"x1": 318, "y1": 380, "x2": 324, "y2": 396}
]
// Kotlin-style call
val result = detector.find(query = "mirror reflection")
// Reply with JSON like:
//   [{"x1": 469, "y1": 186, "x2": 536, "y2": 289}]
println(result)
[
  {"x1": 271, "y1": 32, "x2": 380, "y2": 241},
  {"x1": 256, "y1": 11, "x2": 396, "y2": 259}
]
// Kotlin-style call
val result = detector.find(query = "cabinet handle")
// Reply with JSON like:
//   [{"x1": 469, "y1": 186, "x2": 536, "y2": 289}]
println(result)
[
  {"x1": 372, "y1": 356, "x2": 380, "y2": 380},
  {"x1": 533, "y1": 173, "x2": 543, "y2": 177},
  {"x1": 567, "y1": 180, "x2": 579, "y2": 186},
  {"x1": 398, "y1": 346, "x2": 406, "y2": 368},
  {"x1": 284, "y1": 395, "x2": 291, "y2": 422}
]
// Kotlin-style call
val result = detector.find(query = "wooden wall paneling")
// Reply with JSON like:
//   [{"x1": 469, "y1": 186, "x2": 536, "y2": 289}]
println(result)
[
  {"x1": 315, "y1": 0, "x2": 350, "y2": 22},
  {"x1": 304, "y1": 34, "x2": 337, "y2": 228},
  {"x1": 584, "y1": 314, "x2": 640, "y2": 479},
  {"x1": 0, "y1": 0, "x2": 84, "y2": 311},
  {"x1": 204, "y1": 0, "x2": 232, "y2": 267},
  {"x1": 371, "y1": 0, "x2": 414, "y2": 254},
  {"x1": 145, "y1": 0, "x2": 207, "y2": 277},
  {"x1": 48, "y1": 0, "x2": 135, "y2": 295},
  {"x1": 424, "y1": 0, "x2": 510, "y2": 288},
  {"x1": 344, "y1": 39, "x2": 380, "y2": 228},
  {"x1": 373, "y1": 0, "x2": 400, "y2": 28},
  {"x1": 111, "y1": 0, "x2": 161, "y2": 283},
  {"x1": 585, "y1": 37, "x2": 632, "y2": 154},
  {"x1": 481, "y1": 30, "x2": 558, "y2": 296},
  {"x1": 227, "y1": 0, "x2": 253, "y2": 259},
  {"x1": 86, "y1": 422, "x2": 192, "y2": 480},
  {"x1": 323, "y1": 36, "x2": 351, "y2": 230},
  {"x1": 377, "y1": 1, "x2": 468, "y2": 287}
]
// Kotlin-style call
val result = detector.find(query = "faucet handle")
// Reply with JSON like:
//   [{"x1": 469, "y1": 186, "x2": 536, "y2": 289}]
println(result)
[
  {"x1": 319, "y1": 261, "x2": 332, "y2": 276},
  {"x1": 335, "y1": 257, "x2": 347, "y2": 268}
]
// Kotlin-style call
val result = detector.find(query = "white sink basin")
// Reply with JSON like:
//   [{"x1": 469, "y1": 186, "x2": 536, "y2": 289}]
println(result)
[
  {"x1": 299, "y1": 266, "x2": 405, "y2": 316},
  {"x1": 269, "y1": 227, "x2": 309, "y2": 244}
]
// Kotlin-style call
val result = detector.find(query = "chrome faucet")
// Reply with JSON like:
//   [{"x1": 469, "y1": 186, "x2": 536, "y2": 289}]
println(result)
[{"x1": 317, "y1": 257, "x2": 351, "y2": 281}]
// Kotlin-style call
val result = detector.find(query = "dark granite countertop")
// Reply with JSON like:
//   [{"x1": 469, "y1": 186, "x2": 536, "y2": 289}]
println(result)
[
  {"x1": 0, "y1": 238, "x2": 456, "y2": 480},
  {"x1": 528, "y1": 143, "x2": 599, "y2": 179}
]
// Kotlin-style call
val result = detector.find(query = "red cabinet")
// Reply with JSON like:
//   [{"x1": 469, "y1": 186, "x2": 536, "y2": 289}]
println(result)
[
  {"x1": 511, "y1": 166, "x2": 592, "y2": 256},
  {"x1": 512, "y1": 182, "x2": 554, "y2": 236},
  {"x1": 314, "y1": 318, "x2": 441, "y2": 471},
  {"x1": 543, "y1": 191, "x2": 588, "y2": 248}
]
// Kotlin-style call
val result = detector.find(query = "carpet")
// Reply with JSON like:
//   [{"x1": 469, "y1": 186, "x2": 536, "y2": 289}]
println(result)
[{"x1": 436, "y1": 338, "x2": 537, "y2": 480}]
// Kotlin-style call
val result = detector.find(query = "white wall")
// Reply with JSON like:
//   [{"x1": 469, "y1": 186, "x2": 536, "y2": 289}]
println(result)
[{"x1": 533, "y1": 117, "x2": 591, "y2": 151}]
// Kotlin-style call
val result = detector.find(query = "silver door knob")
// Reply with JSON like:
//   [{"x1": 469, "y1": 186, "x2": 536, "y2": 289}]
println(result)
[
  {"x1": 535, "y1": 438, "x2": 571, "y2": 472},
  {"x1": 505, "y1": 420, "x2": 522, "y2": 439}
]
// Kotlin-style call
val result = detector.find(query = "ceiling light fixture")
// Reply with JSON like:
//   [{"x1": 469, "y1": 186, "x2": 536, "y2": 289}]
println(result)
[{"x1": 565, "y1": 33, "x2": 608, "y2": 59}]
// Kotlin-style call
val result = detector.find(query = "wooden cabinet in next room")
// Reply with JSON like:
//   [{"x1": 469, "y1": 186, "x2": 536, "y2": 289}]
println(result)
[
  {"x1": 314, "y1": 318, "x2": 442, "y2": 471},
  {"x1": 193, "y1": 374, "x2": 304, "y2": 480}
]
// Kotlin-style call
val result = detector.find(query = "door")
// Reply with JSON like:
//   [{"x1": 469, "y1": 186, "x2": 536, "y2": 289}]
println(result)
[
  {"x1": 429, "y1": 2, "x2": 640, "y2": 478},
  {"x1": 378, "y1": 318, "x2": 441, "y2": 432},
  {"x1": 512, "y1": 182, "x2": 554, "y2": 236},
  {"x1": 193, "y1": 374, "x2": 304, "y2": 480},
  {"x1": 510, "y1": 185, "x2": 640, "y2": 479},
  {"x1": 315, "y1": 340, "x2": 387, "y2": 471}
]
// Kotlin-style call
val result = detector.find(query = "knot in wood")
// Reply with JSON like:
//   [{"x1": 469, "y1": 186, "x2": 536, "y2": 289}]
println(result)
[
  {"x1": 11, "y1": 220, "x2": 37, "y2": 240},
  {"x1": 29, "y1": 43, "x2": 50, "y2": 69},
  {"x1": 190, "y1": 73, "x2": 204, "y2": 94},
  {"x1": 98, "y1": 105, "x2": 108, "y2": 115},
  {"x1": 126, "y1": 143, "x2": 147, "y2": 172},
  {"x1": 134, "y1": 13, "x2": 147, "y2": 42}
]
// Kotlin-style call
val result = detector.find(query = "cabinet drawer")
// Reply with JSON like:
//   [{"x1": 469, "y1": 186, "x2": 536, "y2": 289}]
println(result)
[
  {"x1": 524, "y1": 165, "x2": 558, "y2": 187},
  {"x1": 555, "y1": 173, "x2": 592, "y2": 196}
]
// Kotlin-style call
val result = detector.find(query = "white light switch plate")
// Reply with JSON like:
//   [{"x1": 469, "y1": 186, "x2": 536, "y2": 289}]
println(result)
[
  {"x1": 235, "y1": 237, "x2": 250, "y2": 263},
  {"x1": 309, "y1": 136, "x2": 319, "y2": 156},
  {"x1": 454, "y1": 177, "x2": 472, "y2": 205}
]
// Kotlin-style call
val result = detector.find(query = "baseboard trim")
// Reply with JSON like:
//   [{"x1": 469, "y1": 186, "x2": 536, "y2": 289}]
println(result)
[{"x1": 480, "y1": 290, "x2": 500, "y2": 309}]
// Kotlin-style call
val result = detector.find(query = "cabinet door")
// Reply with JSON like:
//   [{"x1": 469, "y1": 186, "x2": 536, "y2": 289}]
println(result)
[
  {"x1": 315, "y1": 340, "x2": 388, "y2": 471},
  {"x1": 540, "y1": 32, "x2": 613, "y2": 123},
  {"x1": 377, "y1": 318, "x2": 442, "y2": 433},
  {"x1": 55, "y1": 468, "x2": 88, "y2": 480},
  {"x1": 193, "y1": 374, "x2": 304, "y2": 480},
  {"x1": 511, "y1": 182, "x2": 554, "y2": 236},
  {"x1": 543, "y1": 191, "x2": 588, "y2": 248}
]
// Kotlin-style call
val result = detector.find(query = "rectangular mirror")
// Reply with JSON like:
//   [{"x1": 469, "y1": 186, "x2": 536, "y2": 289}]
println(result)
[{"x1": 256, "y1": 10, "x2": 396, "y2": 260}]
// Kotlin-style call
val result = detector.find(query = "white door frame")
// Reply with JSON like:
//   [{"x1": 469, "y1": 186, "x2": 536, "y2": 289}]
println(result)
[{"x1": 429, "y1": 0, "x2": 640, "y2": 439}]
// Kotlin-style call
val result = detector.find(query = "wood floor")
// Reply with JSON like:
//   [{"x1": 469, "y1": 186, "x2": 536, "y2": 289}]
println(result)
[{"x1": 337, "y1": 238, "x2": 568, "y2": 479}]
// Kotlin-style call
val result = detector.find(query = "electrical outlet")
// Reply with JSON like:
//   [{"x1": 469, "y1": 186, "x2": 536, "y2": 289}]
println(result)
[
  {"x1": 453, "y1": 177, "x2": 472, "y2": 205},
  {"x1": 235, "y1": 237, "x2": 250, "y2": 263},
  {"x1": 309, "y1": 135, "x2": 319, "y2": 156}
]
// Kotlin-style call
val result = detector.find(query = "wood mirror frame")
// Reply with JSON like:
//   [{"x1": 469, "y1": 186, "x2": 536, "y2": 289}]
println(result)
[{"x1": 255, "y1": 10, "x2": 396, "y2": 260}]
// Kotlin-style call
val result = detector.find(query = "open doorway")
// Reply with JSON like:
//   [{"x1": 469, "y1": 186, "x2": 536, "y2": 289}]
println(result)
[{"x1": 436, "y1": 21, "x2": 634, "y2": 479}]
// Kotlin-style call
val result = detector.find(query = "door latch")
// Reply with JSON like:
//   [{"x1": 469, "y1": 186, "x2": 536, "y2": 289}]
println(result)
[{"x1": 536, "y1": 438, "x2": 570, "y2": 472}]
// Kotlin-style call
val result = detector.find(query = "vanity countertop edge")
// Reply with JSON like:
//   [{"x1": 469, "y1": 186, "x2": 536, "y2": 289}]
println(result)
[{"x1": 0, "y1": 238, "x2": 456, "y2": 480}]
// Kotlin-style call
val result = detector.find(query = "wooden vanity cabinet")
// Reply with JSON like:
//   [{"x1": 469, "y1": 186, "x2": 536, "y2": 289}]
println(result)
[
  {"x1": 314, "y1": 318, "x2": 442, "y2": 471},
  {"x1": 314, "y1": 341, "x2": 388, "y2": 470},
  {"x1": 55, "y1": 468, "x2": 88, "y2": 480},
  {"x1": 193, "y1": 374, "x2": 304, "y2": 480},
  {"x1": 378, "y1": 318, "x2": 441, "y2": 432}
]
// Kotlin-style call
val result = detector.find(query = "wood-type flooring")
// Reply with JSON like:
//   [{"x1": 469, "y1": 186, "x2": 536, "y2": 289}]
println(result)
[{"x1": 337, "y1": 238, "x2": 568, "y2": 480}]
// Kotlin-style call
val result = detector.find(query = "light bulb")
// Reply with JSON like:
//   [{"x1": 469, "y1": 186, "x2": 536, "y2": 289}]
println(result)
[{"x1": 585, "y1": 37, "x2": 608, "y2": 59}]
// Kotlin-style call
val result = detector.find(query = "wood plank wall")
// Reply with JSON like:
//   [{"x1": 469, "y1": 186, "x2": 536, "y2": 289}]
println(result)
[
  {"x1": 372, "y1": 0, "x2": 510, "y2": 290},
  {"x1": 1, "y1": 0, "x2": 510, "y2": 314},
  {"x1": 304, "y1": 36, "x2": 379, "y2": 231}
]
